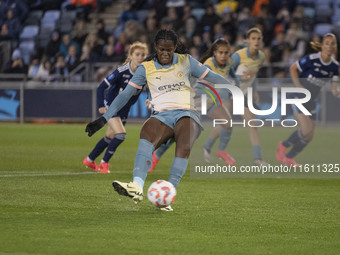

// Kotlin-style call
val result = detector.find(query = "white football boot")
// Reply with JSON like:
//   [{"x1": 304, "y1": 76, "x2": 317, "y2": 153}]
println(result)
[{"x1": 112, "y1": 181, "x2": 143, "y2": 203}]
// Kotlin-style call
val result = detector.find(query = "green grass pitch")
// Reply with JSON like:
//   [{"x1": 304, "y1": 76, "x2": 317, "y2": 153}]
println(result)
[{"x1": 0, "y1": 123, "x2": 339, "y2": 255}]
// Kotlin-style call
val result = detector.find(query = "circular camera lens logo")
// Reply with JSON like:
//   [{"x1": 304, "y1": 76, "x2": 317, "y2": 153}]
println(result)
[{"x1": 177, "y1": 71, "x2": 184, "y2": 78}]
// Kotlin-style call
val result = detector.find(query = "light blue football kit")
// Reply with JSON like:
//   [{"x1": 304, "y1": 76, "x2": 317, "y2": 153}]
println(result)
[
  {"x1": 103, "y1": 53, "x2": 231, "y2": 190},
  {"x1": 231, "y1": 47, "x2": 265, "y2": 161}
]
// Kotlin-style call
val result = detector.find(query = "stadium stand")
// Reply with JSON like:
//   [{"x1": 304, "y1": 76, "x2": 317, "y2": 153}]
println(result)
[
  {"x1": 1, "y1": 0, "x2": 340, "y2": 82},
  {"x1": 40, "y1": 10, "x2": 61, "y2": 29},
  {"x1": 18, "y1": 40, "x2": 36, "y2": 64},
  {"x1": 19, "y1": 25, "x2": 39, "y2": 40},
  {"x1": 23, "y1": 10, "x2": 43, "y2": 26}
]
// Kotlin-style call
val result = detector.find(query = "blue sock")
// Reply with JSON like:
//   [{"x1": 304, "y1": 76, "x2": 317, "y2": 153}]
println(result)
[
  {"x1": 155, "y1": 138, "x2": 174, "y2": 159},
  {"x1": 282, "y1": 130, "x2": 301, "y2": 148},
  {"x1": 252, "y1": 145, "x2": 262, "y2": 160},
  {"x1": 218, "y1": 128, "x2": 232, "y2": 151},
  {"x1": 169, "y1": 157, "x2": 188, "y2": 188},
  {"x1": 132, "y1": 139, "x2": 154, "y2": 189},
  {"x1": 102, "y1": 133, "x2": 126, "y2": 162},
  {"x1": 204, "y1": 137, "x2": 215, "y2": 151},
  {"x1": 88, "y1": 136, "x2": 111, "y2": 161}
]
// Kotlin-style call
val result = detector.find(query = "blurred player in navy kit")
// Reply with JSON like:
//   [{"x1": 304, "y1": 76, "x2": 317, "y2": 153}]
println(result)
[
  {"x1": 83, "y1": 42, "x2": 148, "y2": 173},
  {"x1": 276, "y1": 33, "x2": 340, "y2": 166}
]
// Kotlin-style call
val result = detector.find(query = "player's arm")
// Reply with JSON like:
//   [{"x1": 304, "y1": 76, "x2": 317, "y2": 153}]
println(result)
[
  {"x1": 231, "y1": 52, "x2": 240, "y2": 71},
  {"x1": 97, "y1": 81, "x2": 109, "y2": 114},
  {"x1": 231, "y1": 52, "x2": 255, "y2": 81},
  {"x1": 204, "y1": 70, "x2": 232, "y2": 84},
  {"x1": 331, "y1": 64, "x2": 340, "y2": 98},
  {"x1": 85, "y1": 66, "x2": 146, "y2": 137},
  {"x1": 227, "y1": 62, "x2": 240, "y2": 88},
  {"x1": 331, "y1": 78, "x2": 340, "y2": 98},
  {"x1": 97, "y1": 71, "x2": 119, "y2": 114},
  {"x1": 85, "y1": 85, "x2": 138, "y2": 136},
  {"x1": 331, "y1": 82, "x2": 340, "y2": 97},
  {"x1": 189, "y1": 56, "x2": 231, "y2": 85}
]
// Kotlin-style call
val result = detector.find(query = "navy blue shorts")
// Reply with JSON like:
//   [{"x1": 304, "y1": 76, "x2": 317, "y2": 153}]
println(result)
[
  {"x1": 288, "y1": 93, "x2": 317, "y2": 120},
  {"x1": 105, "y1": 103, "x2": 128, "y2": 125},
  {"x1": 291, "y1": 99, "x2": 317, "y2": 120}
]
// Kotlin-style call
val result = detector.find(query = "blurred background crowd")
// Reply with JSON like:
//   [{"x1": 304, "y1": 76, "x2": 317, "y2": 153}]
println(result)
[{"x1": 0, "y1": 0, "x2": 338, "y2": 82}]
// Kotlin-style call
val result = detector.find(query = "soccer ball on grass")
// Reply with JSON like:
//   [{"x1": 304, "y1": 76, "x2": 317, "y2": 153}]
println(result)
[{"x1": 147, "y1": 180, "x2": 176, "y2": 208}]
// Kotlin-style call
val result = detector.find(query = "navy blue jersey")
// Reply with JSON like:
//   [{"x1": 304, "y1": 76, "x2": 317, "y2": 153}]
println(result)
[
  {"x1": 97, "y1": 62, "x2": 142, "y2": 119},
  {"x1": 297, "y1": 52, "x2": 339, "y2": 100}
]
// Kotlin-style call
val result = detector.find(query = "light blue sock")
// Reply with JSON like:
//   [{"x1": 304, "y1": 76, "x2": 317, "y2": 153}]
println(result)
[
  {"x1": 218, "y1": 128, "x2": 232, "y2": 151},
  {"x1": 204, "y1": 137, "x2": 215, "y2": 151},
  {"x1": 252, "y1": 145, "x2": 262, "y2": 160},
  {"x1": 155, "y1": 138, "x2": 174, "y2": 159},
  {"x1": 132, "y1": 139, "x2": 154, "y2": 189},
  {"x1": 168, "y1": 157, "x2": 188, "y2": 188}
]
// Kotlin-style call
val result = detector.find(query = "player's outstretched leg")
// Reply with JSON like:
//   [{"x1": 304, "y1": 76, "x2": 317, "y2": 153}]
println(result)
[
  {"x1": 112, "y1": 181, "x2": 143, "y2": 203},
  {"x1": 112, "y1": 139, "x2": 154, "y2": 202},
  {"x1": 168, "y1": 157, "x2": 188, "y2": 188}
]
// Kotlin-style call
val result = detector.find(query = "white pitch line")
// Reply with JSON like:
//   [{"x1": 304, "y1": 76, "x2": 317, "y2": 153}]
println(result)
[
  {"x1": 0, "y1": 169, "x2": 167, "y2": 178},
  {"x1": 0, "y1": 171, "x2": 98, "y2": 178},
  {"x1": 0, "y1": 171, "x2": 129, "y2": 178}
]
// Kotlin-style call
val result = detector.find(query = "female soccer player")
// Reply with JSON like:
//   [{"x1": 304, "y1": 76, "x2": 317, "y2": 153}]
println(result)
[
  {"x1": 85, "y1": 29, "x2": 232, "y2": 211},
  {"x1": 231, "y1": 27, "x2": 268, "y2": 166},
  {"x1": 276, "y1": 33, "x2": 340, "y2": 166},
  {"x1": 83, "y1": 42, "x2": 148, "y2": 173},
  {"x1": 148, "y1": 38, "x2": 236, "y2": 172}
]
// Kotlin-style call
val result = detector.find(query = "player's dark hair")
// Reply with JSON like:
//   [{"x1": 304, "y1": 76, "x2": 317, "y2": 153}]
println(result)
[
  {"x1": 144, "y1": 29, "x2": 188, "y2": 61},
  {"x1": 199, "y1": 38, "x2": 231, "y2": 63}
]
